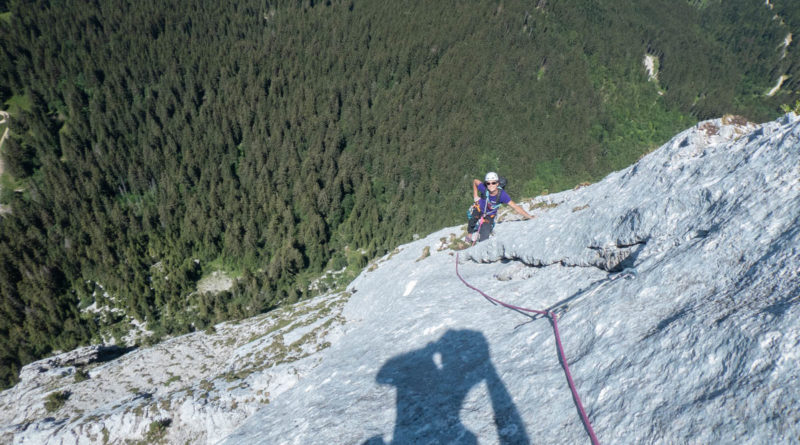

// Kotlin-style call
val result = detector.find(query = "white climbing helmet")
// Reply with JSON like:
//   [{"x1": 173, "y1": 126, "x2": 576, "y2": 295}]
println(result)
[{"x1": 485, "y1": 172, "x2": 499, "y2": 182}]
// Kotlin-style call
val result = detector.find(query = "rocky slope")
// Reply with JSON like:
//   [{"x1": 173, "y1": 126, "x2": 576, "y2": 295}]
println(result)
[
  {"x1": 0, "y1": 292, "x2": 349, "y2": 444},
  {"x1": 2, "y1": 113, "x2": 799, "y2": 444}
]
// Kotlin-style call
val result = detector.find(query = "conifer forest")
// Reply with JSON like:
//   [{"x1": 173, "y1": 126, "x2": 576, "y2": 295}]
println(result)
[{"x1": 1, "y1": 0, "x2": 798, "y2": 388}]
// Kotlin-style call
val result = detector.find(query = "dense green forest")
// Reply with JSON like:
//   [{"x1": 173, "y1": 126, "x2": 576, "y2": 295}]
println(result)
[{"x1": 0, "y1": 0, "x2": 797, "y2": 388}]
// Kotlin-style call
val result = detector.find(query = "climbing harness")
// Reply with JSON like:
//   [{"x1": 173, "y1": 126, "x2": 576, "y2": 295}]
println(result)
[
  {"x1": 468, "y1": 188, "x2": 499, "y2": 246},
  {"x1": 455, "y1": 252, "x2": 600, "y2": 445}
]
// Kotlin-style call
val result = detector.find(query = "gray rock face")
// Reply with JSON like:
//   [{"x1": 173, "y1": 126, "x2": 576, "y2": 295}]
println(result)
[
  {"x1": 3, "y1": 113, "x2": 799, "y2": 444},
  {"x1": 224, "y1": 114, "x2": 800, "y2": 444},
  {"x1": 18, "y1": 345, "x2": 128, "y2": 382},
  {"x1": 0, "y1": 293, "x2": 347, "y2": 444}
]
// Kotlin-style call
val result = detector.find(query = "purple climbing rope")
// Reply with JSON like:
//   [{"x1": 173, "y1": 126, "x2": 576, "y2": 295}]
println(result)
[{"x1": 455, "y1": 252, "x2": 600, "y2": 445}]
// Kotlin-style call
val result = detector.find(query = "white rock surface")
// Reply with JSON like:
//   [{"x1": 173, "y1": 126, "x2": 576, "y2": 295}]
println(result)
[
  {"x1": 2, "y1": 113, "x2": 799, "y2": 444},
  {"x1": 0, "y1": 292, "x2": 348, "y2": 444},
  {"x1": 224, "y1": 114, "x2": 800, "y2": 444}
]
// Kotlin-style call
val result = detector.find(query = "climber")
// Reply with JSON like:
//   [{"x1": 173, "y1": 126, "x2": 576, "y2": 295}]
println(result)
[{"x1": 466, "y1": 172, "x2": 533, "y2": 243}]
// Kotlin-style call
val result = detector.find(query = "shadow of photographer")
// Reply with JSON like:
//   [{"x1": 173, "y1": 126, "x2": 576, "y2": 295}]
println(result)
[{"x1": 365, "y1": 329, "x2": 529, "y2": 444}]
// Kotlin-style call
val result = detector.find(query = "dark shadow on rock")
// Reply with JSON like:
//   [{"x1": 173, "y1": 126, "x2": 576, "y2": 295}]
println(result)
[
  {"x1": 762, "y1": 286, "x2": 800, "y2": 317},
  {"x1": 365, "y1": 329, "x2": 529, "y2": 445},
  {"x1": 94, "y1": 345, "x2": 137, "y2": 364}
]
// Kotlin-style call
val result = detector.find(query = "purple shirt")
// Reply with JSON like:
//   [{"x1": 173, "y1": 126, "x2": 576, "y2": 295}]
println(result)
[{"x1": 477, "y1": 183, "x2": 511, "y2": 216}]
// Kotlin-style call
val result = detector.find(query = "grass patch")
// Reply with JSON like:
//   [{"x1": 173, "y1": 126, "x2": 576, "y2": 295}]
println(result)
[
  {"x1": 5, "y1": 94, "x2": 33, "y2": 114},
  {"x1": 445, "y1": 231, "x2": 472, "y2": 251},
  {"x1": 305, "y1": 251, "x2": 367, "y2": 297},
  {"x1": 781, "y1": 100, "x2": 800, "y2": 115},
  {"x1": 416, "y1": 246, "x2": 430, "y2": 262},
  {"x1": 143, "y1": 418, "x2": 171, "y2": 444},
  {"x1": 530, "y1": 201, "x2": 559, "y2": 210},
  {"x1": 203, "y1": 256, "x2": 245, "y2": 279},
  {"x1": 164, "y1": 375, "x2": 181, "y2": 386},
  {"x1": 74, "y1": 368, "x2": 90, "y2": 382},
  {"x1": 0, "y1": 173, "x2": 23, "y2": 204},
  {"x1": 573, "y1": 182, "x2": 592, "y2": 190},
  {"x1": 199, "y1": 379, "x2": 213, "y2": 392},
  {"x1": 44, "y1": 390, "x2": 71, "y2": 412}
]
